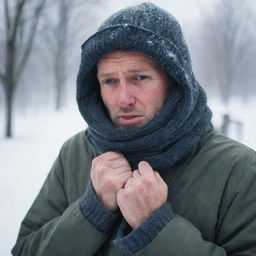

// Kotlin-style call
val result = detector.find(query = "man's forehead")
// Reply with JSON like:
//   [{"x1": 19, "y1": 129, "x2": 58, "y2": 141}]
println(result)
[
  {"x1": 97, "y1": 50, "x2": 162, "y2": 71},
  {"x1": 100, "y1": 50, "x2": 146, "y2": 58}
]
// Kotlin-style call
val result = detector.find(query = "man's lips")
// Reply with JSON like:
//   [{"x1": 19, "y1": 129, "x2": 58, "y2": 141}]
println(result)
[
  {"x1": 117, "y1": 115, "x2": 144, "y2": 125},
  {"x1": 119, "y1": 115, "x2": 140, "y2": 119}
]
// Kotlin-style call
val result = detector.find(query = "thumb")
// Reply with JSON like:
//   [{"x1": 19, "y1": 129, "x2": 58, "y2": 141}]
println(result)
[{"x1": 138, "y1": 161, "x2": 154, "y2": 176}]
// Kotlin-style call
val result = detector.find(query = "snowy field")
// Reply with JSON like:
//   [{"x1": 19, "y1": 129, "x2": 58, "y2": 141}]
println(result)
[
  {"x1": 0, "y1": 97, "x2": 255, "y2": 255},
  {"x1": 0, "y1": 106, "x2": 86, "y2": 255}
]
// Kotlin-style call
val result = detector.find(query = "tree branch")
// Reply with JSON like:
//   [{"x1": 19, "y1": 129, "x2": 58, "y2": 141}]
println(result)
[
  {"x1": 11, "y1": 0, "x2": 26, "y2": 42},
  {"x1": 4, "y1": 0, "x2": 10, "y2": 34},
  {"x1": 15, "y1": 0, "x2": 46, "y2": 84},
  {"x1": 3, "y1": 0, "x2": 26, "y2": 91}
]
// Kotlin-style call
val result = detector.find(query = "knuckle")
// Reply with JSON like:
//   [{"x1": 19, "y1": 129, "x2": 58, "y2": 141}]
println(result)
[
  {"x1": 103, "y1": 161, "x2": 112, "y2": 169},
  {"x1": 144, "y1": 176, "x2": 153, "y2": 185},
  {"x1": 96, "y1": 162, "x2": 112, "y2": 175},
  {"x1": 135, "y1": 181, "x2": 145, "y2": 192},
  {"x1": 141, "y1": 176, "x2": 154, "y2": 187},
  {"x1": 97, "y1": 165, "x2": 106, "y2": 176},
  {"x1": 91, "y1": 156, "x2": 102, "y2": 168}
]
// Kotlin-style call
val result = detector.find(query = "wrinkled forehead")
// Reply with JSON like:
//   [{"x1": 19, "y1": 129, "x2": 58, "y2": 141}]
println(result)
[{"x1": 97, "y1": 50, "x2": 165, "y2": 71}]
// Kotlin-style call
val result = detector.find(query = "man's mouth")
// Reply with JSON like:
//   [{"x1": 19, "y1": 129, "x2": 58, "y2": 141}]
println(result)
[{"x1": 117, "y1": 115, "x2": 144, "y2": 126}]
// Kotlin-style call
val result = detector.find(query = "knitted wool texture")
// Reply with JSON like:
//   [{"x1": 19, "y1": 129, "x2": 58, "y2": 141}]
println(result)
[{"x1": 76, "y1": 2, "x2": 212, "y2": 172}]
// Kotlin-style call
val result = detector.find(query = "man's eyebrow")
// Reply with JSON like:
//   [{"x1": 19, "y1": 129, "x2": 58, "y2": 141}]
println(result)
[
  {"x1": 97, "y1": 72, "x2": 116, "y2": 78},
  {"x1": 97, "y1": 69, "x2": 151, "y2": 78},
  {"x1": 127, "y1": 69, "x2": 150, "y2": 73}
]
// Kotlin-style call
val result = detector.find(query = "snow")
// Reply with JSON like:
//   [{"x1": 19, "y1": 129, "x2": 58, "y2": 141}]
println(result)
[
  {"x1": 0, "y1": 97, "x2": 255, "y2": 255},
  {"x1": 208, "y1": 96, "x2": 256, "y2": 149},
  {"x1": 0, "y1": 107, "x2": 86, "y2": 255},
  {"x1": 167, "y1": 50, "x2": 177, "y2": 61}
]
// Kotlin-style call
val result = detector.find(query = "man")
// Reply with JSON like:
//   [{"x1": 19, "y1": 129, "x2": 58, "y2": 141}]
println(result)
[{"x1": 12, "y1": 2, "x2": 256, "y2": 256}]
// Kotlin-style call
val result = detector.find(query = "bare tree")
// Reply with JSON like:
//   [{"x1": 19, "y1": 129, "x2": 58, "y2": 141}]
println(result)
[
  {"x1": 39, "y1": 0, "x2": 104, "y2": 111},
  {"x1": 53, "y1": 0, "x2": 69, "y2": 110},
  {"x1": 0, "y1": 0, "x2": 46, "y2": 138},
  {"x1": 198, "y1": 0, "x2": 256, "y2": 106}
]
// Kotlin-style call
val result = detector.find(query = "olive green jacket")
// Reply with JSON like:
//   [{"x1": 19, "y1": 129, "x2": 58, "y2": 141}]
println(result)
[{"x1": 12, "y1": 129, "x2": 256, "y2": 255}]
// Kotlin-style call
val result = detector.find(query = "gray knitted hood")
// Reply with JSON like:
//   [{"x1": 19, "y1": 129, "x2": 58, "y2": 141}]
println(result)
[
  {"x1": 77, "y1": 2, "x2": 199, "y2": 124},
  {"x1": 76, "y1": 2, "x2": 212, "y2": 171}
]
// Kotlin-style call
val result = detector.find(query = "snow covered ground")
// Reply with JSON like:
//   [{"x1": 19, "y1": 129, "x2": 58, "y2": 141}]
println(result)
[
  {"x1": 0, "y1": 106, "x2": 86, "y2": 255},
  {"x1": 0, "y1": 96, "x2": 255, "y2": 255},
  {"x1": 208, "y1": 96, "x2": 256, "y2": 150}
]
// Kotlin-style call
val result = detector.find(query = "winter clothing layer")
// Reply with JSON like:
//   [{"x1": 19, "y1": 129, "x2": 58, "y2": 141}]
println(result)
[
  {"x1": 76, "y1": 2, "x2": 212, "y2": 172},
  {"x1": 80, "y1": 181, "x2": 174, "y2": 255},
  {"x1": 12, "y1": 128, "x2": 256, "y2": 255}
]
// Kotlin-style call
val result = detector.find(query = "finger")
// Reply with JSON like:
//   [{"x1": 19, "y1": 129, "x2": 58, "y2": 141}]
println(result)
[
  {"x1": 132, "y1": 169, "x2": 141, "y2": 179},
  {"x1": 113, "y1": 166, "x2": 132, "y2": 175},
  {"x1": 124, "y1": 176, "x2": 133, "y2": 188},
  {"x1": 117, "y1": 170, "x2": 133, "y2": 181},
  {"x1": 107, "y1": 170, "x2": 132, "y2": 188},
  {"x1": 111, "y1": 159, "x2": 131, "y2": 170},
  {"x1": 138, "y1": 161, "x2": 154, "y2": 177},
  {"x1": 94, "y1": 153, "x2": 131, "y2": 173},
  {"x1": 101, "y1": 151, "x2": 125, "y2": 161},
  {"x1": 154, "y1": 171, "x2": 164, "y2": 183}
]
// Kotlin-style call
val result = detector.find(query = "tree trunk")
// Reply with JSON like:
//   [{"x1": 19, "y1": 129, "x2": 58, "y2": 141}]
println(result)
[
  {"x1": 55, "y1": 78, "x2": 62, "y2": 110},
  {"x1": 1, "y1": 0, "x2": 46, "y2": 138},
  {"x1": 54, "y1": 54, "x2": 67, "y2": 111},
  {"x1": 220, "y1": 113, "x2": 230, "y2": 136},
  {"x1": 5, "y1": 89, "x2": 14, "y2": 138}
]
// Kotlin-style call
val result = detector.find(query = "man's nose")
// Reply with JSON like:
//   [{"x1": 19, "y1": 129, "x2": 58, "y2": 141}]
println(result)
[{"x1": 117, "y1": 82, "x2": 135, "y2": 108}]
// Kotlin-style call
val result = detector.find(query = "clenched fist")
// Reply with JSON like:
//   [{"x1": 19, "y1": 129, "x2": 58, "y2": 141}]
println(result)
[
  {"x1": 91, "y1": 152, "x2": 132, "y2": 212},
  {"x1": 117, "y1": 161, "x2": 168, "y2": 229}
]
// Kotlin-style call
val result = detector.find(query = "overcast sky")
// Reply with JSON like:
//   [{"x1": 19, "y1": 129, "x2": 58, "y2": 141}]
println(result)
[{"x1": 101, "y1": 0, "x2": 217, "y2": 25}]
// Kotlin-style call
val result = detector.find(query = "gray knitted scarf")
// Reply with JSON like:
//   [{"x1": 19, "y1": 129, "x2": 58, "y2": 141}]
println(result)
[{"x1": 76, "y1": 2, "x2": 212, "y2": 173}]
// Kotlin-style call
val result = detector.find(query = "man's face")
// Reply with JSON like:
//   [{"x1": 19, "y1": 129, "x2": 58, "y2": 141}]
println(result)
[{"x1": 97, "y1": 51, "x2": 171, "y2": 128}]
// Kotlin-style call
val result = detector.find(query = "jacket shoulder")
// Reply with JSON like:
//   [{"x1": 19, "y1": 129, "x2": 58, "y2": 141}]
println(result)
[
  {"x1": 195, "y1": 129, "x2": 256, "y2": 190},
  {"x1": 201, "y1": 129, "x2": 256, "y2": 167}
]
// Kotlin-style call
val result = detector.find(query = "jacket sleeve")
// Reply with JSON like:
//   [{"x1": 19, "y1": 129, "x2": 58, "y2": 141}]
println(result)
[
  {"x1": 11, "y1": 149, "x2": 110, "y2": 256},
  {"x1": 118, "y1": 165, "x2": 256, "y2": 256}
]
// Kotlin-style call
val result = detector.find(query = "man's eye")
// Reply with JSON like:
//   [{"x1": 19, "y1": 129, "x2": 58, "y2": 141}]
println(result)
[
  {"x1": 136, "y1": 75, "x2": 149, "y2": 81},
  {"x1": 103, "y1": 78, "x2": 115, "y2": 84}
]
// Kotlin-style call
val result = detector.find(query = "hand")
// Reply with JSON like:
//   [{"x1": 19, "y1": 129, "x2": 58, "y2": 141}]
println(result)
[
  {"x1": 117, "y1": 161, "x2": 168, "y2": 229},
  {"x1": 91, "y1": 152, "x2": 132, "y2": 212}
]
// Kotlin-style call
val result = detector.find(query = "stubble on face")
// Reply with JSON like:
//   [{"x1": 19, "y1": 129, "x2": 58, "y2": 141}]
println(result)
[{"x1": 97, "y1": 51, "x2": 171, "y2": 128}]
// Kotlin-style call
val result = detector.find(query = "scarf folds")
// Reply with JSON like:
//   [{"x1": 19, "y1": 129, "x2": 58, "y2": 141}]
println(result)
[{"x1": 87, "y1": 86, "x2": 212, "y2": 173}]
